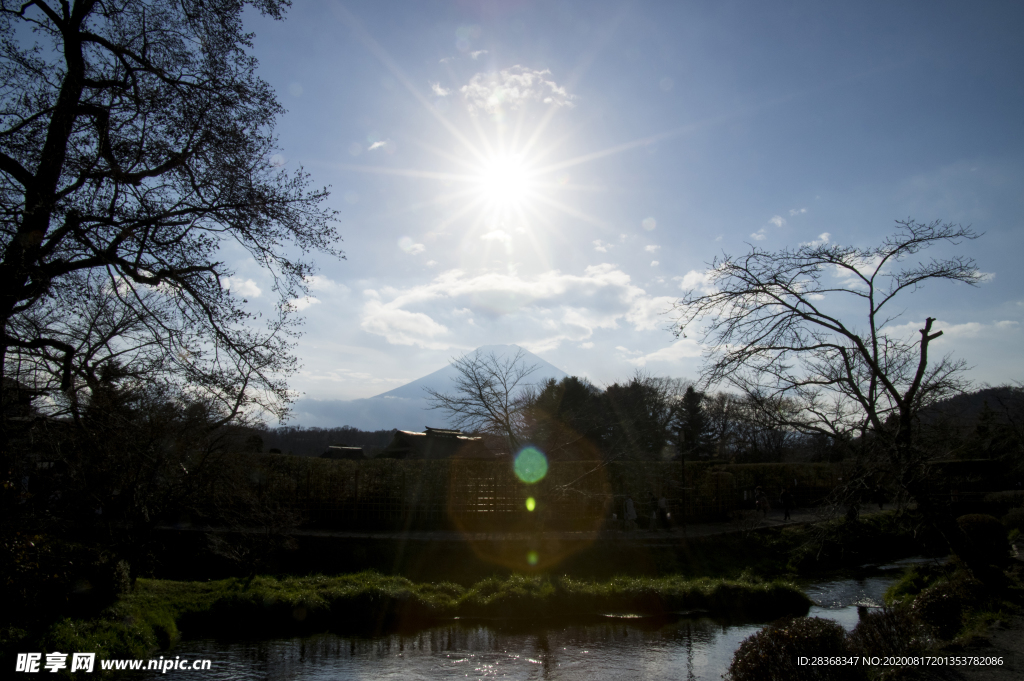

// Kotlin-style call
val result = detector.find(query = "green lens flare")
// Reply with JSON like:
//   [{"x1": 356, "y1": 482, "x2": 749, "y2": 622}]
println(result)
[
  {"x1": 525, "y1": 497, "x2": 536, "y2": 511},
  {"x1": 514, "y1": 447, "x2": 548, "y2": 484},
  {"x1": 527, "y1": 550, "x2": 539, "y2": 566}
]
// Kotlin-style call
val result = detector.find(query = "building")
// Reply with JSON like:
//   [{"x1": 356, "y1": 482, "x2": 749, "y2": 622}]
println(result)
[
  {"x1": 321, "y1": 445, "x2": 366, "y2": 460},
  {"x1": 380, "y1": 427, "x2": 496, "y2": 460}
]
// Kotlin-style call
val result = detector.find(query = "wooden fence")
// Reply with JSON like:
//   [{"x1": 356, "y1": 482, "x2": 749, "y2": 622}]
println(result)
[{"x1": 237, "y1": 454, "x2": 846, "y2": 531}]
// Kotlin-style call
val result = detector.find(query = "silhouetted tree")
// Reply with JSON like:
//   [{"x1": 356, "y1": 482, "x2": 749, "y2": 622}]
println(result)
[
  {"x1": 0, "y1": 0, "x2": 340, "y2": 477},
  {"x1": 674, "y1": 219, "x2": 982, "y2": 551},
  {"x1": 673, "y1": 385, "x2": 712, "y2": 459},
  {"x1": 600, "y1": 372, "x2": 682, "y2": 461},
  {"x1": 16, "y1": 367, "x2": 262, "y2": 582},
  {"x1": 524, "y1": 376, "x2": 603, "y2": 460},
  {"x1": 424, "y1": 348, "x2": 539, "y2": 451},
  {"x1": 730, "y1": 393, "x2": 801, "y2": 463}
]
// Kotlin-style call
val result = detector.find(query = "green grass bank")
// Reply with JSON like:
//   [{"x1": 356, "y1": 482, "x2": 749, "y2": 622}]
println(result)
[{"x1": 6, "y1": 572, "x2": 811, "y2": 666}]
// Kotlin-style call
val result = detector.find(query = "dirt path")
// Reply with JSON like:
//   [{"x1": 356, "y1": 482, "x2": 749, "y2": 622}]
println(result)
[
  {"x1": 954, "y1": 616, "x2": 1023, "y2": 681},
  {"x1": 956, "y1": 538, "x2": 1024, "y2": 681}
]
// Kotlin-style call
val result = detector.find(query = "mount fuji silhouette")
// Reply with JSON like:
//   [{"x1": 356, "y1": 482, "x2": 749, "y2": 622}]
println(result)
[{"x1": 290, "y1": 345, "x2": 568, "y2": 431}]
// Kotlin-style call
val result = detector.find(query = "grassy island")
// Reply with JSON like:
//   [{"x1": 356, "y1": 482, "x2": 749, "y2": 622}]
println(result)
[{"x1": 18, "y1": 572, "x2": 810, "y2": 663}]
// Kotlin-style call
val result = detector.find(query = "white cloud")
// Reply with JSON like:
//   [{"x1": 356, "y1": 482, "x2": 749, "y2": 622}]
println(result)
[
  {"x1": 470, "y1": 50, "x2": 488, "y2": 59},
  {"x1": 593, "y1": 239, "x2": 611, "y2": 253},
  {"x1": 642, "y1": 217, "x2": 657, "y2": 231},
  {"x1": 481, "y1": 230, "x2": 512, "y2": 245},
  {"x1": 626, "y1": 338, "x2": 703, "y2": 366},
  {"x1": 978, "y1": 272, "x2": 996, "y2": 283},
  {"x1": 624, "y1": 294, "x2": 676, "y2": 330},
  {"x1": 303, "y1": 275, "x2": 346, "y2": 293},
  {"x1": 221, "y1": 277, "x2": 262, "y2": 298},
  {"x1": 644, "y1": 245, "x2": 661, "y2": 253},
  {"x1": 290, "y1": 296, "x2": 320, "y2": 311},
  {"x1": 368, "y1": 139, "x2": 397, "y2": 154},
  {"x1": 678, "y1": 269, "x2": 717, "y2": 294},
  {"x1": 750, "y1": 228, "x2": 768, "y2": 241},
  {"x1": 426, "y1": 260, "x2": 438, "y2": 267},
  {"x1": 461, "y1": 66, "x2": 576, "y2": 115},
  {"x1": 769, "y1": 215, "x2": 786, "y2": 228},
  {"x1": 361, "y1": 298, "x2": 449, "y2": 349},
  {"x1": 359, "y1": 264, "x2": 679, "y2": 351},
  {"x1": 650, "y1": 261, "x2": 659, "y2": 267},
  {"x1": 883, "y1": 318, "x2": 1019, "y2": 343},
  {"x1": 789, "y1": 208, "x2": 807, "y2": 216},
  {"x1": 580, "y1": 342, "x2": 594, "y2": 349},
  {"x1": 800, "y1": 232, "x2": 831, "y2": 247},
  {"x1": 430, "y1": 82, "x2": 451, "y2": 97}
]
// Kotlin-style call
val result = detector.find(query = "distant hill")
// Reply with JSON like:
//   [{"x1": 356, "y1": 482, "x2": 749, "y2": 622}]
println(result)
[
  {"x1": 920, "y1": 385, "x2": 1022, "y2": 425},
  {"x1": 289, "y1": 345, "x2": 568, "y2": 431}
]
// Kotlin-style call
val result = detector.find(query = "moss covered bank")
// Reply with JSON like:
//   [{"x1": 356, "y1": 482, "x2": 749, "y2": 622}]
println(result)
[{"x1": 5, "y1": 572, "x2": 811, "y2": 666}]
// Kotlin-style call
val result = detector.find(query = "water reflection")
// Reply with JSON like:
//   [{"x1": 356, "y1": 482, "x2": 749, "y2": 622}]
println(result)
[
  {"x1": 153, "y1": 618, "x2": 764, "y2": 681},
  {"x1": 142, "y1": 571, "x2": 914, "y2": 680}
]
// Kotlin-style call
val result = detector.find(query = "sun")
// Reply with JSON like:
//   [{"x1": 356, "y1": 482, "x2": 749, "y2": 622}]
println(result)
[{"x1": 476, "y1": 154, "x2": 532, "y2": 209}]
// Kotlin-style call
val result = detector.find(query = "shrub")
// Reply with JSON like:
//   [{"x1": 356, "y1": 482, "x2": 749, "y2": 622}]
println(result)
[
  {"x1": 847, "y1": 606, "x2": 930, "y2": 660},
  {"x1": 984, "y1": 490, "x2": 1024, "y2": 518},
  {"x1": 956, "y1": 514, "x2": 1011, "y2": 568},
  {"x1": 884, "y1": 564, "x2": 951, "y2": 607},
  {"x1": 910, "y1": 582, "x2": 968, "y2": 640},
  {"x1": 1002, "y1": 508, "x2": 1024, "y2": 533},
  {"x1": 727, "y1": 616, "x2": 866, "y2": 681}
]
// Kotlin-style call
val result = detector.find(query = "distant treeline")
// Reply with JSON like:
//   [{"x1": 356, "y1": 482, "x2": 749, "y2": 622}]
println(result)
[
  {"x1": 257, "y1": 426, "x2": 395, "y2": 457},
  {"x1": 252, "y1": 381, "x2": 1024, "y2": 469}
]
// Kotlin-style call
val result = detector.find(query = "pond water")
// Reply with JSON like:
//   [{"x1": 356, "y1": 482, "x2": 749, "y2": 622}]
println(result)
[{"x1": 143, "y1": 559, "x2": 933, "y2": 681}]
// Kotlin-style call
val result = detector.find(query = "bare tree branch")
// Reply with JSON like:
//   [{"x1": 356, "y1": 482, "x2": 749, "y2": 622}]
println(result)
[
  {"x1": 673, "y1": 218, "x2": 981, "y2": 519},
  {"x1": 425, "y1": 348, "x2": 539, "y2": 452}
]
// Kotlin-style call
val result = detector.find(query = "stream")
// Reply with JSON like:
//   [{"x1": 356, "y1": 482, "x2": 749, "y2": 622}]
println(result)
[{"x1": 138, "y1": 558, "x2": 933, "y2": 680}]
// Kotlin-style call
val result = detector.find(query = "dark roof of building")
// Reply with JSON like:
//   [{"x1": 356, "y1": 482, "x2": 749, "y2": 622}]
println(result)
[
  {"x1": 381, "y1": 427, "x2": 497, "y2": 460},
  {"x1": 321, "y1": 445, "x2": 366, "y2": 460}
]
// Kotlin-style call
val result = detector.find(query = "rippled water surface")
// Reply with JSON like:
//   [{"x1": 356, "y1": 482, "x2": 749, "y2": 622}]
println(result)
[{"x1": 144, "y1": 562, "x2": 929, "y2": 680}]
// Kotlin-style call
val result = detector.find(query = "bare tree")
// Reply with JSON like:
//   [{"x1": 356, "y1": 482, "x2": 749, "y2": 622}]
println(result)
[
  {"x1": 0, "y1": 0, "x2": 340, "y2": 441},
  {"x1": 6, "y1": 269, "x2": 283, "y2": 427},
  {"x1": 673, "y1": 219, "x2": 981, "y2": 512},
  {"x1": 424, "y1": 348, "x2": 539, "y2": 451},
  {"x1": 730, "y1": 392, "x2": 802, "y2": 463}
]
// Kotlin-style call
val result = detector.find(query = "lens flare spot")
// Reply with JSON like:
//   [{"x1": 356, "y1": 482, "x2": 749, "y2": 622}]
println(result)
[
  {"x1": 527, "y1": 550, "x2": 539, "y2": 566},
  {"x1": 514, "y1": 447, "x2": 548, "y2": 484},
  {"x1": 525, "y1": 496, "x2": 536, "y2": 512}
]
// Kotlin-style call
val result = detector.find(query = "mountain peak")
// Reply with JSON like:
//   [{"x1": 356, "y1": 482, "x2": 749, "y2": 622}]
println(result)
[
  {"x1": 289, "y1": 346, "x2": 569, "y2": 430},
  {"x1": 373, "y1": 345, "x2": 567, "y2": 400}
]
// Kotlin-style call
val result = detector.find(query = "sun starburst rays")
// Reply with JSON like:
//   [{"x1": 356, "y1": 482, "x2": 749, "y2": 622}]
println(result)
[{"x1": 329, "y1": 21, "x2": 681, "y2": 261}]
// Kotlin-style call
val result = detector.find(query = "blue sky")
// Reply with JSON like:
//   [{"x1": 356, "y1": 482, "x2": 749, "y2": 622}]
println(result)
[{"x1": 231, "y1": 1, "x2": 1024, "y2": 425}]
